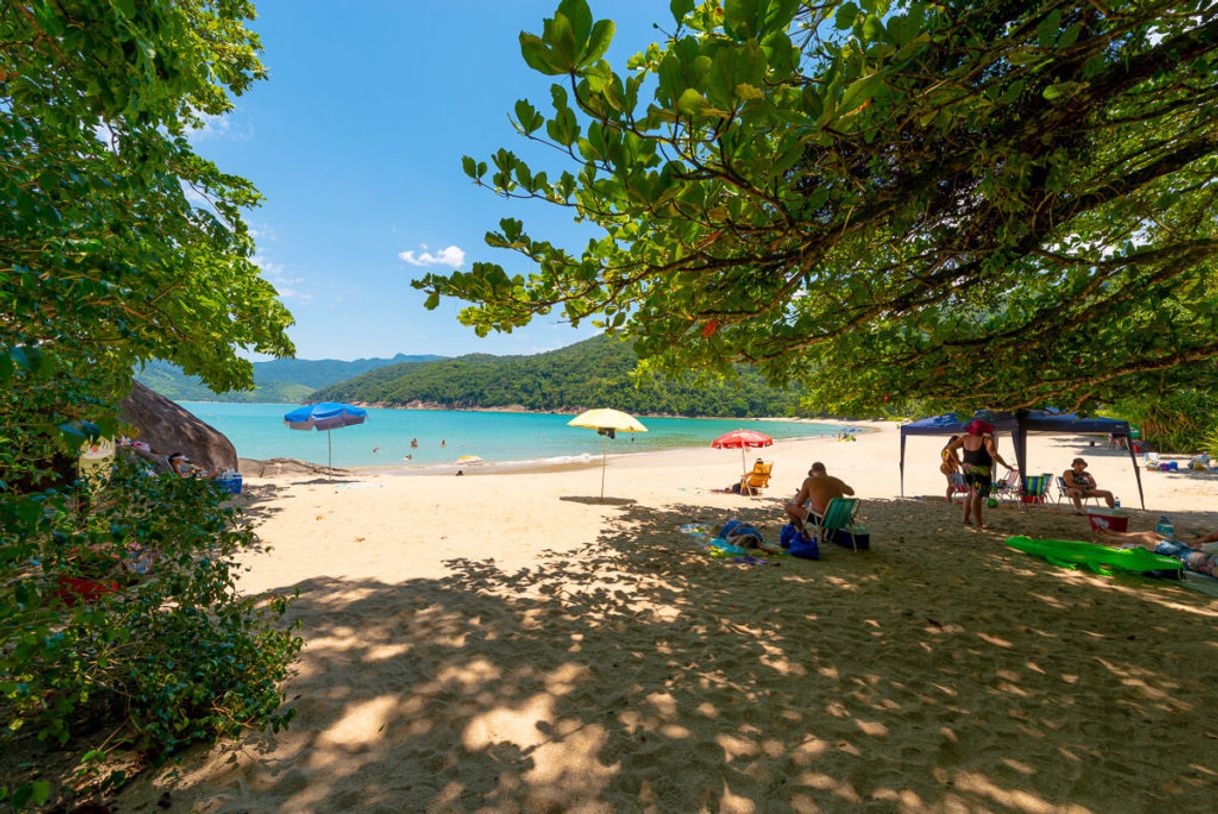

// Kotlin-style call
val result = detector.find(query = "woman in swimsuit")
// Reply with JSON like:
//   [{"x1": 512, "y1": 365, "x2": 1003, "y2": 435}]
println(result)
[
  {"x1": 946, "y1": 420, "x2": 1013, "y2": 529},
  {"x1": 940, "y1": 435, "x2": 962, "y2": 504}
]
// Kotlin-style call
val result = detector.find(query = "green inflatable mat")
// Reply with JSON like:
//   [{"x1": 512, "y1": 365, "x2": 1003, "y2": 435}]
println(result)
[{"x1": 1005, "y1": 536, "x2": 1184, "y2": 579}]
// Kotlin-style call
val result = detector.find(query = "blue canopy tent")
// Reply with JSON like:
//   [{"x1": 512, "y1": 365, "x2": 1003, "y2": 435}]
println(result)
[{"x1": 899, "y1": 409, "x2": 1145, "y2": 509}]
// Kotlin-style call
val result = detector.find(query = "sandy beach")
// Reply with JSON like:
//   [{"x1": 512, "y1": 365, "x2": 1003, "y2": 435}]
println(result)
[{"x1": 120, "y1": 422, "x2": 1218, "y2": 812}]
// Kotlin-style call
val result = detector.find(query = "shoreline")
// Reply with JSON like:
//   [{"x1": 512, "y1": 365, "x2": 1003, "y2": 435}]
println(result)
[{"x1": 324, "y1": 423, "x2": 869, "y2": 477}]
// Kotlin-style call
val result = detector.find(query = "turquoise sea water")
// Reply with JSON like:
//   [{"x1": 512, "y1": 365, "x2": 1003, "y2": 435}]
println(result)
[{"x1": 179, "y1": 402, "x2": 840, "y2": 469}]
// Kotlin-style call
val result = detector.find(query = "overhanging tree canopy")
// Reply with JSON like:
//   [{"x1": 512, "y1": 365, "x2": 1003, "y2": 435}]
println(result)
[
  {"x1": 899, "y1": 409, "x2": 1145, "y2": 508},
  {"x1": 416, "y1": 0, "x2": 1218, "y2": 413}
]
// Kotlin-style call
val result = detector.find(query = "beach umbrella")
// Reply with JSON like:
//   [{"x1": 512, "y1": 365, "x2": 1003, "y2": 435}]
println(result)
[
  {"x1": 567, "y1": 408, "x2": 648, "y2": 499},
  {"x1": 283, "y1": 402, "x2": 367, "y2": 472},
  {"x1": 711, "y1": 428, "x2": 774, "y2": 473}
]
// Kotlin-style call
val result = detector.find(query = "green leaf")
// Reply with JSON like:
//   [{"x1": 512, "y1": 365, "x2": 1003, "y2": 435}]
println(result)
[
  {"x1": 835, "y1": 2, "x2": 859, "y2": 30},
  {"x1": 557, "y1": 0, "x2": 593, "y2": 49},
  {"x1": 670, "y1": 0, "x2": 695, "y2": 25},
  {"x1": 545, "y1": 12, "x2": 579, "y2": 70},
  {"x1": 580, "y1": 19, "x2": 615, "y2": 68},
  {"x1": 462, "y1": 155, "x2": 478, "y2": 178},
  {"x1": 519, "y1": 33, "x2": 566, "y2": 76}
]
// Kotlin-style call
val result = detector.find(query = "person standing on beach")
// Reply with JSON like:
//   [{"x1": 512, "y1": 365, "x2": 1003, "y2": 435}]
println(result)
[
  {"x1": 940, "y1": 435, "x2": 962, "y2": 504},
  {"x1": 946, "y1": 421, "x2": 1013, "y2": 529}
]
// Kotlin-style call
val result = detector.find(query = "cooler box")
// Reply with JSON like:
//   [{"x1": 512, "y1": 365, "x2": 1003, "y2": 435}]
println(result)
[
  {"x1": 217, "y1": 474, "x2": 243, "y2": 495},
  {"x1": 1087, "y1": 508, "x2": 1129, "y2": 533}
]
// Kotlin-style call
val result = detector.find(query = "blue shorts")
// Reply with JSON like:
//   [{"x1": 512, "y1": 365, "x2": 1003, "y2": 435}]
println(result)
[{"x1": 1155, "y1": 541, "x2": 1218, "y2": 576}]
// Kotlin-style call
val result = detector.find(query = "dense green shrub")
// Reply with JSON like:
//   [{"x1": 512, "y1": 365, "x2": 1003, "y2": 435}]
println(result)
[
  {"x1": 1108, "y1": 390, "x2": 1218, "y2": 453},
  {"x1": 0, "y1": 456, "x2": 300, "y2": 788}
]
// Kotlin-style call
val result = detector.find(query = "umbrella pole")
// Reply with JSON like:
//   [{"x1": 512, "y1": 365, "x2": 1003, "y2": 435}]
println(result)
[{"x1": 600, "y1": 435, "x2": 607, "y2": 500}]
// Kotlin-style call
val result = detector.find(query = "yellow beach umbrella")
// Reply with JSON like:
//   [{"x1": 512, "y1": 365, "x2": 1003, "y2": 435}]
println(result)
[{"x1": 567, "y1": 408, "x2": 648, "y2": 500}]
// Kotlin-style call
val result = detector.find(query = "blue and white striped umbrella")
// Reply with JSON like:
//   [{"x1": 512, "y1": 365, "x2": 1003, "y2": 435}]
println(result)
[{"x1": 283, "y1": 402, "x2": 367, "y2": 471}]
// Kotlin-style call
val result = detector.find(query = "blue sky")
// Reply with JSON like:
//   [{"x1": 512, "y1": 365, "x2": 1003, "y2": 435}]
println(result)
[{"x1": 194, "y1": 1, "x2": 669, "y2": 361}]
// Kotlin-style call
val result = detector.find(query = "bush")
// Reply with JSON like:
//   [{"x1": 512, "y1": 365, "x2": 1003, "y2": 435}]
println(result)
[
  {"x1": 0, "y1": 456, "x2": 301, "y2": 794},
  {"x1": 1108, "y1": 390, "x2": 1218, "y2": 453}
]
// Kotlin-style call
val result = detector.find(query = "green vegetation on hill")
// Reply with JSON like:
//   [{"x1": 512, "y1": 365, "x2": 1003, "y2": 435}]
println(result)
[
  {"x1": 314, "y1": 335, "x2": 802, "y2": 417},
  {"x1": 136, "y1": 355, "x2": 443, "y2": 403}
]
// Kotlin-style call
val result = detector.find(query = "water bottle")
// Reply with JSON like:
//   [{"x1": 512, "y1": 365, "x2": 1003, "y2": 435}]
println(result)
[
  {"x1": 1114, "y1": 497, "x2": 1120, "y2": 509},
  {"x1": 1154, "y1": 515, "x2": 1174, "y2": 540}
]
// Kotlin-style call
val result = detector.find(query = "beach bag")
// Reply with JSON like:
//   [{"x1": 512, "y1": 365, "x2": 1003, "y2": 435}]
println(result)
[
  {"x1": 780, "y1": 523, "x2": 799, "y2": 550},
  {"x1": 789, "y1": 533, "x2": 820, "y2": 561}
]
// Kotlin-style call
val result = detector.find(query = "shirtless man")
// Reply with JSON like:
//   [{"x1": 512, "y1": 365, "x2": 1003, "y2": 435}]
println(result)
[
  {"x1": 1062, "y1": 457, "x2": 1114, "y2": 514},
  {"x1": 784, "y1": 462, "x2": 855, "y2": 526}
]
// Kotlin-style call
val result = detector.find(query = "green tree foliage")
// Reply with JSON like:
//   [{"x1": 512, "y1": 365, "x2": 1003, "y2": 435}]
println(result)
[
  {"x1": 416, "y1": 0, "x2": 1218, "y2": 414},
  {"x1": 1, "y1": 458, "x2": 301, "y2": 798},
  {"x1": 314, "y1": 335, "x2": 803, "y2": 417},
  {"x1": 1, "y1": 0, "x2": 294, "y2": 413},
  {"x1": 1, "y1": 1, "x2": 300, "y2": 799},
  {"x1": 1108, "y1": 390, "x2": 1217, "y2": 453}
]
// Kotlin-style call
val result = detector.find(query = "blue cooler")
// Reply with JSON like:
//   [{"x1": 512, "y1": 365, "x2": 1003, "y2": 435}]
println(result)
[{"x1": 217, "y1": 474, "x2": 242, "y2": 495}]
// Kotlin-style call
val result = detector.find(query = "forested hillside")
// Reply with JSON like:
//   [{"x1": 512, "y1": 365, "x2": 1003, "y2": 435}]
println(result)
[
  {"x1": 137, "y1": 354, "x2": 443, "y2": 403},
  {"x1": 314, "y1": 336, "x2": 802, "y2": 417}
]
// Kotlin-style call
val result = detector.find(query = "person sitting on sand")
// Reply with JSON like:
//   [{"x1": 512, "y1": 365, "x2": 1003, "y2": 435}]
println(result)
[
  {"x1": 940, "y1": 435, "x2": 962, "y2": 504},
  {"x1": 1096, "y1": 526, "x2": 1218, "y2": 578},
  {"x1": 946, "y1": 420, "x2": 1013, "y2": 529},
  {"x1": 1062, "y1": 457, "x2": 1114, "y2": 514},
  {"x1": 784, "y1": 462, "x2": 854, "y2": 526}
]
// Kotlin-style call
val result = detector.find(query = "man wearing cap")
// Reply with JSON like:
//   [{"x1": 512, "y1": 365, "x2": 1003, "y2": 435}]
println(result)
[{"x1": 1062, "y1": 457, "x2": 1114, "y2": 514}]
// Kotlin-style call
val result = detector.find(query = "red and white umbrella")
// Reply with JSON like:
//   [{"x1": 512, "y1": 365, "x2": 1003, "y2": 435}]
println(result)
[{"x1": 711, "y1": 429, "x2": 774, "y2": 473}]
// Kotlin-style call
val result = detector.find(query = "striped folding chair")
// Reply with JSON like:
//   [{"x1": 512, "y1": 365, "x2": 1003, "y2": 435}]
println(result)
[
  {"x1": 1021, "y1": 474, "x2": 1053, "y2": 509},
  {"x1": 802, "y1": 497, "x2": 863, "y2": 551}
]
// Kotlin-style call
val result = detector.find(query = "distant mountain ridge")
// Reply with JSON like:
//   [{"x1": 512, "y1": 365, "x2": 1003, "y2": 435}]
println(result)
[
  {"x1": 136, "y1": 354, "x2": 444, "y2": 403},
  {"x1": 313, "y1": 335, "x2": 803, "y2": 417}
]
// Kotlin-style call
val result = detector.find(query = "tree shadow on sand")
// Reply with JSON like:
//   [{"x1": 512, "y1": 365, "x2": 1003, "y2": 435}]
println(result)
[{"x1": 121, "y1": 498, "x2": 1218, "y2": 812}]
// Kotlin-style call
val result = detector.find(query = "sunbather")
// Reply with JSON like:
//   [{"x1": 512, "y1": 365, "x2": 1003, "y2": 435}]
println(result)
[
  {"x1": 784, "y1": 462, "x2": 854, "y2": 526},
  {"x1": 168, "y1": 452, "x2": 220, "y2": 480},
  {"x1": 1095, "y1": 527, "x2": 1218, "y2": 577},
  {"x1": 1062, "y1": 457, "x2": 1114, "y2": 513}
]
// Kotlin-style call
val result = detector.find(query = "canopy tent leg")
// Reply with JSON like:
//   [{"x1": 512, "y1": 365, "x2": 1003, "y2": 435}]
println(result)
[
  {"x1": 600, "y1": 435, "x2": 607, "y2": 500},
  {"x1": 328, "y1": 429, "x2": 333, "y2": 474},
  {"x1": 1128, "y1": 440, "x2": 1146, "y2": 509},
  {"x1": 899, "y1": 432, "x2": 906, "y2": 497}
]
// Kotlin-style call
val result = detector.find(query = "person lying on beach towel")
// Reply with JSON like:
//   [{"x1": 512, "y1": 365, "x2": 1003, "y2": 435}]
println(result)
[{"x1": 1096, "y1": 527, "x2": 1218, "y2": 578}]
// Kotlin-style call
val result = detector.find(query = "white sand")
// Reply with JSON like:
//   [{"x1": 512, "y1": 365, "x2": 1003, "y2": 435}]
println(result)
[{"x1": 121, "y1": 422, "x2": 1218, "y2": 813}]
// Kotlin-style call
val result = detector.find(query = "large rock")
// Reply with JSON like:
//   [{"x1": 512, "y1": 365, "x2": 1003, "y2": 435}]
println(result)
[{"x1": 118, "y1": 381, "x2": 238, "y2": 473}]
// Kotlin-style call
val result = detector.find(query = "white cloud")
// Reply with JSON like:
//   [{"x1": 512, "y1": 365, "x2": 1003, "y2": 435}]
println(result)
[
  {"x1": 253, "y1": 255, "x2": 310, "y2": 302},
  {"x1": 398, "y1": 244, "x2": 465, "y2": 269}
]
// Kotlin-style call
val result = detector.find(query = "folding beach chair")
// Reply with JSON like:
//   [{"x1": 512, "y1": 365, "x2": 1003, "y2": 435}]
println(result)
[
  {"x1": 1021, "y1": 474, "x2": 1053, "y2": 509},
  {"x1": 801, "y1": 497, "x2": 863, "y2": 552},
  {"x1": 992, "y1": 469, "x2": 1020, "y2": 505},
  {"x1": 739, "y1": 461, "x2": 773, "y2": 496},
  {"x1": 1144, "y1": 452, "x2": 1161, "y2": 470},
  {"x1": 949, "y1": 472, "x2": 968, "y2": 501}
]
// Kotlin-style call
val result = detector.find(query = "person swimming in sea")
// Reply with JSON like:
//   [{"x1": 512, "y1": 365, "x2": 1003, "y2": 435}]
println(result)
[{"x1": 410, "y1": 437, "x2": 418, "y2": 449}]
